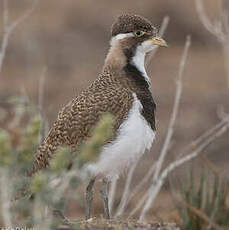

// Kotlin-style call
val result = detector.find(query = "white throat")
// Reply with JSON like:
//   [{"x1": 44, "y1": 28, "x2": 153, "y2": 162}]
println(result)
[{"x1": 131, "y1": 46, "x2": 150, "y2": 84}]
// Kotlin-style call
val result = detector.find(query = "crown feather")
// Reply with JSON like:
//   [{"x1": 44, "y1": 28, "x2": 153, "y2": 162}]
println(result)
[{"x1": 111, "y1": 14, "x2": 156, "y2": 37}]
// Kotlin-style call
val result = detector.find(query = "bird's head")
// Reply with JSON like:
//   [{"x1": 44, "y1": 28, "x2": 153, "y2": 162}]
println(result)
[{"x1": 105, "y1": 14, "x2": 167, "y2": 69}]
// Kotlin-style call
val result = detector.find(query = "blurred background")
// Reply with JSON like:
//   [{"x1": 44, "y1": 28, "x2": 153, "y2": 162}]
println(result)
[{"x1": 0, "y1": 0, "x2": 228, "y2": 223}]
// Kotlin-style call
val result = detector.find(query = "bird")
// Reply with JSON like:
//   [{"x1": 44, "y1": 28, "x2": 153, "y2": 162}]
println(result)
[{"x1": 27, "y1": 14, "x2": 167, "y2": 220}]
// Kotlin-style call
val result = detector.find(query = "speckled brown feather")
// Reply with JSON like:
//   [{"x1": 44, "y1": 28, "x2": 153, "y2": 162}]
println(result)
[
  {"x1": 28, "y1": 68, "x2": 134, "y2": 176},
  {"x1": 111, "y1": 14, "x2": 157, "y2": 37},
  {"x1": 27, "y1": 14, "x2": 157, "y2": 177}
]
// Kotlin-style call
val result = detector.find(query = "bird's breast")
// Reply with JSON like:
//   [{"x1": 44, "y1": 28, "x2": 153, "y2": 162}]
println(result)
[{"x1": 85, "y1": 93, "x2": 155, "y2": 180}]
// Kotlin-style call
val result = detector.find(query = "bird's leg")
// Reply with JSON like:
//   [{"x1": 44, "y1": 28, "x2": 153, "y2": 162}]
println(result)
[
  {"x1": 85, "y1": 177, "x2": 96, "y2": 220},
  {"x1": 100, "y1": 178, "x2": 110, "y2": 219}
]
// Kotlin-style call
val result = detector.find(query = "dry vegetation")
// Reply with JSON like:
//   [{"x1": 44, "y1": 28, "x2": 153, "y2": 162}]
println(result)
[
  {"x1": 0, "y1": 0, "x2": 229, "y2": 229},
  {"x1": 56, "y1": 218, "x2": 179, "y2": 230}
]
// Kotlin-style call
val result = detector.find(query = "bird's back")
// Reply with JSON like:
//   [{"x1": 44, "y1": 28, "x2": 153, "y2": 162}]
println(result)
[{"x1": 28, "y1": 69, "x2": 134, "y2": 176}]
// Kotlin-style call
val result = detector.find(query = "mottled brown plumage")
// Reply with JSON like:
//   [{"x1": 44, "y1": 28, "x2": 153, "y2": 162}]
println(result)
[
  {"x1": 28, "y1": 69, "x2": 134, "y2": 176},
  {"x1": 27, "y1": 14, "x2": 162, "y2": 177},
  {"x1": 111, "y1": 14, "x2": 157, "y2": 37}
]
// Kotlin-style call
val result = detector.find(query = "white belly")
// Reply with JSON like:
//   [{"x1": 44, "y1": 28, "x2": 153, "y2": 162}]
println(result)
[{"x1": 85, "y1": 94, "x2": 155, "y2": 180}]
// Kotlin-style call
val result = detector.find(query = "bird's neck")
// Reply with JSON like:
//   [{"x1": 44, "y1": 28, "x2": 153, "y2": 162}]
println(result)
[
  {"x1": 103, "y1": 41, "x2": 150, "y2": 84},
  {"x1": 103, "y1": 41, "x2": 127, "y2": 71},
  {"x1": 129, "y1": 47, "x2": 149, "y2": 84}
]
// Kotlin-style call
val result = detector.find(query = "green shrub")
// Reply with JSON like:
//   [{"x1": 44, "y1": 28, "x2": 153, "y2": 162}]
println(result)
[{"x1": 0, "y1": 97, "x2": 114, "y2": 228}]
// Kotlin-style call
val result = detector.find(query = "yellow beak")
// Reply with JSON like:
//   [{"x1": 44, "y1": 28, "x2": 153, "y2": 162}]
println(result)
[{"x1": 151, "y1": 36, "x2": 168, "y2": 47}]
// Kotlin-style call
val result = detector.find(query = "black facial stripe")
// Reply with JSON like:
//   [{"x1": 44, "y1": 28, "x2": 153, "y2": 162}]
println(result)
[
  {"x1": 123, "y1": 47, "x2": 136, "y2": 60},
  {"x1": 123, "y1": 48, "x2": 156, "y2": 131},
  {"x1": 123, "y1": 34, "x2": 150, "y2": 58}
]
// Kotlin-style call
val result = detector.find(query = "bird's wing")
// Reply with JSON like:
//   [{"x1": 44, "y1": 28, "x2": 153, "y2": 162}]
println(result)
[{"x1": 28, "y1": 84, "x2": 133, "y2": 176}]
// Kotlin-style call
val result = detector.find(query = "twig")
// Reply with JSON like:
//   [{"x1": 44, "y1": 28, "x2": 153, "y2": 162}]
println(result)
[
  {"x1": 0, "y1": 0, "x2": 38, "y2": 74},
  {"x1": 38, "y1": 67, "x2": 49, "y2": 143},
  {"x1": 216, "y1": 105, "x2": 229, "y2": 122},
  {"x1": 8, "y1": 100, "x2": 26, "y2": 130},
  {"x1": 221, "y1": 0, "x2": 229, "y2": 87},
  {"x1": 139, "y1": 120, "x2": 229, "y2": 220},
  {"x1": 177, "y1": 114, "x2": 228, "y2": 158},
  {"x1": 153, "y1": 35, "x2": 191, "y2": 183},
  {"x1": 38, "y1": 68, "x2": 47, "y2": 115},
  {"x1": 120, "y1": 162, "x2": 157, "y2": 217},
  {"x1": 115, "y1": 160, "x2": 138, "y2": 216},
  {"x1": 128, "y1": 162, "x2": 156, "y2": 202},
  {"x1": 195, "y1": 0, "x2": 225, "y2": 42},
  {"x1": 128, "y1": 188, "x2": 149, "y2": 218},
  {"x1": 222, "y1": 0, "x2": 229, "y2": 36},
  {"x1": 222, "y1": 42, "x2": 229, "y2": 87},
  {"x1": 128, "y1": 118, "x2": 228, "y2": 218},
  {"x1": 0, "y1": 0, "x2": 10, "y2": 73},
  {"x1": 195, "y1": 0, "x2": 229, "y2": 87},
  {"x1": 200, "y1": 154, "x2": 220, "y2": 176}
]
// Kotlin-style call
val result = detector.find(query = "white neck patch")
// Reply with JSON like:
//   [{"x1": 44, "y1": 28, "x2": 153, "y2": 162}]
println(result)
[
  {"x1": 110, "y1": 33, "x2": 157, "y2": 85},
  {"x1": 131, "y1": 40, "x2": 156, "y2": 84}
]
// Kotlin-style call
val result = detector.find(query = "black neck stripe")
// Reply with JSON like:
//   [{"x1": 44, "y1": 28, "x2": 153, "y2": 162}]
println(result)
[{"x1": 123, "y1": 49, "x2": 156, "y2": 130}]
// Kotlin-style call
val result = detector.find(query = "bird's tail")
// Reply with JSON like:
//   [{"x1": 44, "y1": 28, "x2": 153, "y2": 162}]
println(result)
[
  {"x1": 27, "y1": 136, "x2": 59, "y2": 177},
  {"x1": 12, "y1": 123, "x2": 65, "y2": 203},
  {"x1": 14, "y1": 138, "x2": 59, "y2": 201}
]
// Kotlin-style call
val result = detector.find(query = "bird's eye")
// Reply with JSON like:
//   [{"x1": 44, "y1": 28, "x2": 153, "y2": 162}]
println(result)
[{"x1": 133, "y1": 30, "x2": 145, "y2": 37}]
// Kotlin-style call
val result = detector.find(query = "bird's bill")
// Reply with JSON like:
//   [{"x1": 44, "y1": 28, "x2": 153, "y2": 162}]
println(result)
[{"x1": 151, "y1": 36, "x2": 168, "y2": 47}]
